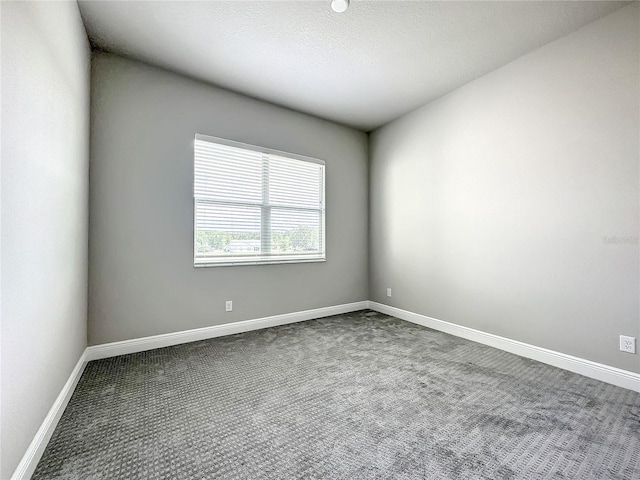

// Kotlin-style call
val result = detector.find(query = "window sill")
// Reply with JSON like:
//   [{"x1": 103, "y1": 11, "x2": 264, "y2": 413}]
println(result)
[{"x1": 194, "y1": 257, "x2": 326, "y2": 267}]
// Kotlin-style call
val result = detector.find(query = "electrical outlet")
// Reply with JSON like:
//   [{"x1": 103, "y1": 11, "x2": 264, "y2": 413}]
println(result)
[
  {"x1": 620, "y1": 335, "x2": 636, "y2": 354},
  {"x1": 225, "y1": 300, "x2": 233, "y2": 312},
  {"x1": 386, "y1": 288, "x2": 392, "y2": 297}
]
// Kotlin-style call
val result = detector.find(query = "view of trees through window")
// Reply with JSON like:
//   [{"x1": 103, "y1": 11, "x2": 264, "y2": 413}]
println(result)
[{"x1": 196, "y1": 225, "x2": 320, "y2": 257}]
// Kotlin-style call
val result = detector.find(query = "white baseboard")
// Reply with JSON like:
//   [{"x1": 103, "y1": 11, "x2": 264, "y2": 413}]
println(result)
[
  {"x1": 11, "y1": 351, "x2": 88, "y2": 480},
  {"x1": 86, "y1": 301, "x2": 370, "y2": 361},
  {"x1": 12, "y1": 301, "x2": 369, "y2": 478},
  {"x1": 14, "y1": 299, "x2": 638, "y2": 479},
  {"x1": 369, "y1": 302, "x2": 640, "y2": 393}
]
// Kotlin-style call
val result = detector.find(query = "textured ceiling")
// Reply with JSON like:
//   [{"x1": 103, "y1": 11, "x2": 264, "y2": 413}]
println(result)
[{"x1": 78, "y1": 1, "x2": 629, "y2": 131}]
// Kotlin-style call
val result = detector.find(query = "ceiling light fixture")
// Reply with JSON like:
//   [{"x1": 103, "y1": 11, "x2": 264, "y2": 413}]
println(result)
[{"x1": 331, "y1": 0, "x2": 349, "y2": 13}]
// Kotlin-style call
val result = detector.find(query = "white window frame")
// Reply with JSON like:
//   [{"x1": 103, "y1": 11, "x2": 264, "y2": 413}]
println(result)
[{"x1": 194, "y1": 134, "x2": 326, "y2": 267}]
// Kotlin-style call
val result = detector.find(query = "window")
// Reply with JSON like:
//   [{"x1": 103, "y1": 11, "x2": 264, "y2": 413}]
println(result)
[{"x1": 194, "y1": 134, "x2": 326, "y2": 266}]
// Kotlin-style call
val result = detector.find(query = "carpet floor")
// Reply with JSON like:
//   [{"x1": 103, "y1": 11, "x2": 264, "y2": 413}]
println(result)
[{"x1": 33, "y1": 310, "x2": 640, "y2": 479}]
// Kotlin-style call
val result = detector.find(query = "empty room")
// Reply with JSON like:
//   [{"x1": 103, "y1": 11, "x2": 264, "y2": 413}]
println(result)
[{"x1": 1, "y1": 0, "x2": 639, "y2": 478}]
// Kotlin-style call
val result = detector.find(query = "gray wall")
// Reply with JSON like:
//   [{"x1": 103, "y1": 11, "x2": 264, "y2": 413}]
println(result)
[
  {"x1": 88, "y1": 53, "x2": 368, "y2": 345},
  {"x1": 0, "y1": 2, "x2": 90, "y2": 478},
  {"x1": 369, "y1": 4, "x2": 639, "y2": 373}
]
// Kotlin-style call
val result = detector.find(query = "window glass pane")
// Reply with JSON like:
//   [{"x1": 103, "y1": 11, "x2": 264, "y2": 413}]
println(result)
[
  {"x1": 269, "y1": 155, "x2": 323, "y2": 209},
  {"x1": 270, "y1": 208, "x2": 323, "y2": 255},
  {"x1": 195, "y1": 202, "x2": 261, "y2": 262},
  {"x1": 194, "y1": 140, "x2": 262, "y2": 203}
]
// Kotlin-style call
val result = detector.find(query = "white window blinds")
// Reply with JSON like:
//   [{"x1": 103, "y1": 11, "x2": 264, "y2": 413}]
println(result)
[{"x1": 194, "y1": 134, "x2": 326, "y2": 266}]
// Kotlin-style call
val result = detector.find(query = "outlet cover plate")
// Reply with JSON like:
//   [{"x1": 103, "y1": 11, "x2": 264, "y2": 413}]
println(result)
[
  {"x1": 620, "y1": 335, "x2": 636, "y2": 354},
  {"x1": 225, "y1": 300, "x2": 233, "y2": 312}
]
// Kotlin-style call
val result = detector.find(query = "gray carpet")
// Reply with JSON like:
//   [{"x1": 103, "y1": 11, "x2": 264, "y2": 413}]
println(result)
[{"x1": 33, "y1": 310, "x2": 640, "y2": 479}]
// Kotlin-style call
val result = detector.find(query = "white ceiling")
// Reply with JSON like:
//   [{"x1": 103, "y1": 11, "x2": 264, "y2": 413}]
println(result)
[{"x1": 78, "y1": 1, "x2": 629, "y2": 131}]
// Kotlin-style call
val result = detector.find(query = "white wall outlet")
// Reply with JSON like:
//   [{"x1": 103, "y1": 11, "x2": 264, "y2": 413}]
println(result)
[
  {"x1": 386, "y1": 288, "x2": 392, "y2": 297},
  {"x1": 620, "y1": 335, "x2": 636, "y2": 354},
  {"x1": 225, "y1": 300, "x2": 233, "y2": 312}
]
